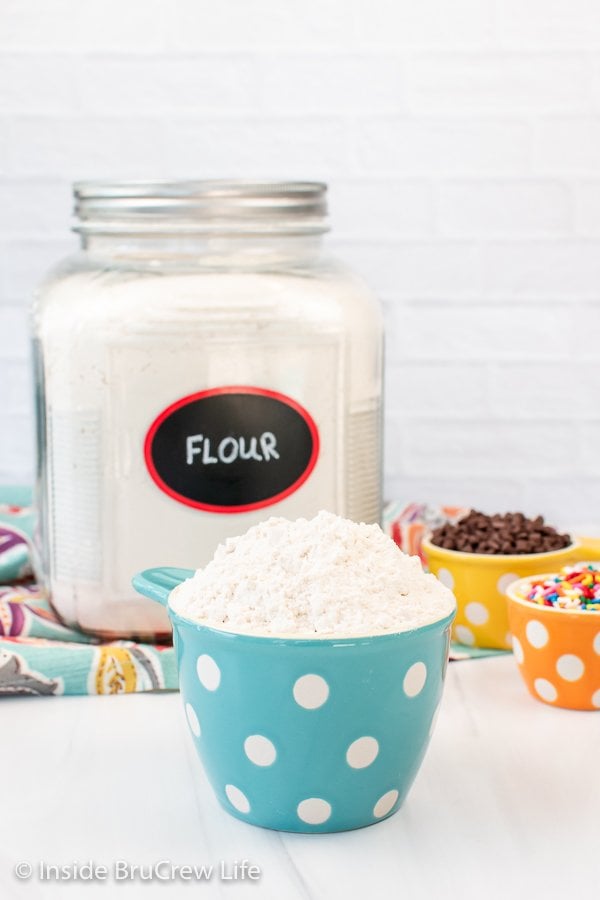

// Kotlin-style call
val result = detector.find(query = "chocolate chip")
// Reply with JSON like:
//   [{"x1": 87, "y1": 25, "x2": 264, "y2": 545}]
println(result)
[{"x1": 430, "y1": 510, "x2": 571, "y2": 556}]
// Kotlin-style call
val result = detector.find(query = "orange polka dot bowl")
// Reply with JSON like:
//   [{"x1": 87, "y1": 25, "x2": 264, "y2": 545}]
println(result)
[
  {"x1": 506, "y1": 567, "x2": 600, "y2": 711},
  {"x1": 422, "y1": 539, "x2": 580, "y2": 651}
]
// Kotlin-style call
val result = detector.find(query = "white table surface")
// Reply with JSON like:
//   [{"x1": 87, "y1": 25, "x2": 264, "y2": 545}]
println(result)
[{"x1": 1, "y1": 655, "x2": 599, "y2": 900}]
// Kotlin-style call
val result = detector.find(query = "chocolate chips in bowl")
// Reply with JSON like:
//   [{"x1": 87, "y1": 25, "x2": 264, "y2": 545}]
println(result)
[
  {"x1": 422, "y1": 511, "x2": 576, "y2": 649},
  {"x1": 430, "y1": 510, "x2": 572, "y2": 556}
]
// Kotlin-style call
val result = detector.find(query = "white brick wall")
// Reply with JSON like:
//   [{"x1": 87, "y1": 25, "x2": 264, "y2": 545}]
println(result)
[{"x1": 1, "y1": 0, "x2": 600, "y2": 525}]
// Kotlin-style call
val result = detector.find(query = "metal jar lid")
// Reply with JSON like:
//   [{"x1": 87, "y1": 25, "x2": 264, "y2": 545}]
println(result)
[{"x1": 73, "y1": 180, "x2": 329, "y2": 236}]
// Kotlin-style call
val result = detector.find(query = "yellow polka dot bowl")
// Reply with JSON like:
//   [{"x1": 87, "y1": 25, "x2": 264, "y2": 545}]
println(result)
[
  {"x1": 422, "y1": 539, "x2": 580, "y2": 651},
  {"x1": 506, "y1": 569, "x2": 600, "y2": 710},
  {"x1": 133, "y1": 566, "x2": 456, "y2": 832}
]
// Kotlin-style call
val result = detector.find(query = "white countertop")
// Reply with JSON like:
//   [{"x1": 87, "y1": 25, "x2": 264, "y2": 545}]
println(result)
[{"x1": 1, "y1": 656, "x2": 599, "y2": 900}]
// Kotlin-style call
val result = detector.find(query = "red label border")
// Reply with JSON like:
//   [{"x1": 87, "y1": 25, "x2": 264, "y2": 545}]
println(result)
[{"x1": 143, "y1": 385, "x2": 320, "y2": 514}]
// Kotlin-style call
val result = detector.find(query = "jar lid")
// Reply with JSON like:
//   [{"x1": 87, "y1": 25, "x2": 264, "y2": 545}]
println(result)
[{"x1": 73, "y1": 180, "x2": 328, "y2": 235}]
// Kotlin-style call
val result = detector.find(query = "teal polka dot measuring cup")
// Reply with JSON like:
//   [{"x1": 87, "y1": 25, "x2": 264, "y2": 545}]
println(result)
[{"x1": 133, "y1": 567, "x2": 455, "y2": 833}]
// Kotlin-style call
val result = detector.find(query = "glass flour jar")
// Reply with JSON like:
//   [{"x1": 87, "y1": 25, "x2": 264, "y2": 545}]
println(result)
[{"x1": 32, "y1": 181, "x2": 383, "y2": 639}]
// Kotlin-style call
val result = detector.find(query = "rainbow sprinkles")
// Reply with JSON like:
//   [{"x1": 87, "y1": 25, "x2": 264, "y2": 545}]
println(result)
[{"x1": 522, "y1": 563, "x2": 600, "y2": 612}]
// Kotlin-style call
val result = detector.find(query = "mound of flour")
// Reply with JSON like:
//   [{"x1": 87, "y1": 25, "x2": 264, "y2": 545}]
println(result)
[{"x1": 170, "y1": 511, "x2": 455, "y2": 636}]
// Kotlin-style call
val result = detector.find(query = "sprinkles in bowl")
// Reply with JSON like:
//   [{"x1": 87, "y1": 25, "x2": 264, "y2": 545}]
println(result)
[{"x1": 523, "y1": 563, "x2": 600, "y2": 612}]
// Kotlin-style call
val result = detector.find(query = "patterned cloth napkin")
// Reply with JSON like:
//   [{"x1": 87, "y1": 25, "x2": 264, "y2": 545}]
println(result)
[{"x1": 0, "y1": 487, "x2": 177, "y2": 697}]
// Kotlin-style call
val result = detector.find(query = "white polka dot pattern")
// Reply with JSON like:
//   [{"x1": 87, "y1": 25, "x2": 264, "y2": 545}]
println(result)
[
  {"x1": 556, "y1": 654, "x2": 585, "y2": 682},
  {"x1": 512, "y1": 636, "x2": 524, "y2": 665},
  {"x1": 244, "y1": 735, "x2": 277, "y2": 767},
  {"x1": 534, "y1": 678, "x2": 557, "y2": 702},
  {"x1": 196, "y1": 654, "x2": 221, "y2": 691},
  {"x1": 403, "y1": 661, "x2": 427, "y2": 698},
  {"x1": 465, "y1": 602, "x2": 489, "y2": 626},
  {"x1": 346, "y1": 736, "x2": 379, "y2": 769},
  {"x1": 592, "y1": 689, "x2": 600, "y2": 709},
  {"x1": 189, "y1": 631, "x2": 443, "y2": 829},
  {"x1": 525, "y1": 620, "x2": 549, "y2": 649},
  {"x1": 454, "y1": 624, "x2": 475, "y2": 646},
  {"x1": 373, "y1": 790, "x2": 399, "y2": 818},
  {"x1": 185, "y1": 702, "x2": 201, "y2": 737},
  {"x1": 510, "y1": 613, "x2": 600, "y2": 710},
  {"x1": 297, "y1": 798, "x2": 331, "y2": 825},
  {"x1": 225, "y1": 784, "x2": 250, "y2": 813},
  {"x1": 293, "y1": 674, "x2": 329, "y2": 709},
  {"x1": 497, "y1": 573, "x2": 519, "y2": 595},
  {"x1": 437, "y1": 567, "x2": 454, "y2": 589}
]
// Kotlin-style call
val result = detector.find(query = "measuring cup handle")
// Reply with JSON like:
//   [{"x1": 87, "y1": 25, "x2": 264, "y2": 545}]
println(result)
[{"x1": 132, "y1": 567, "x2": 195, "y2": 606}]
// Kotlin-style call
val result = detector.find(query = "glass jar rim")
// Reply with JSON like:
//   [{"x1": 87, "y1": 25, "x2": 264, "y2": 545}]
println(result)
[{"x1": 73, "y1": 179, "x2": 329, "y2": 236}]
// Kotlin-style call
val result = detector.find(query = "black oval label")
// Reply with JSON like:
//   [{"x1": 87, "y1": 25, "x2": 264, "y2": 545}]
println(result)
[{"x1": 144, "y1": 387, "x2": 319, "y2": 513}]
